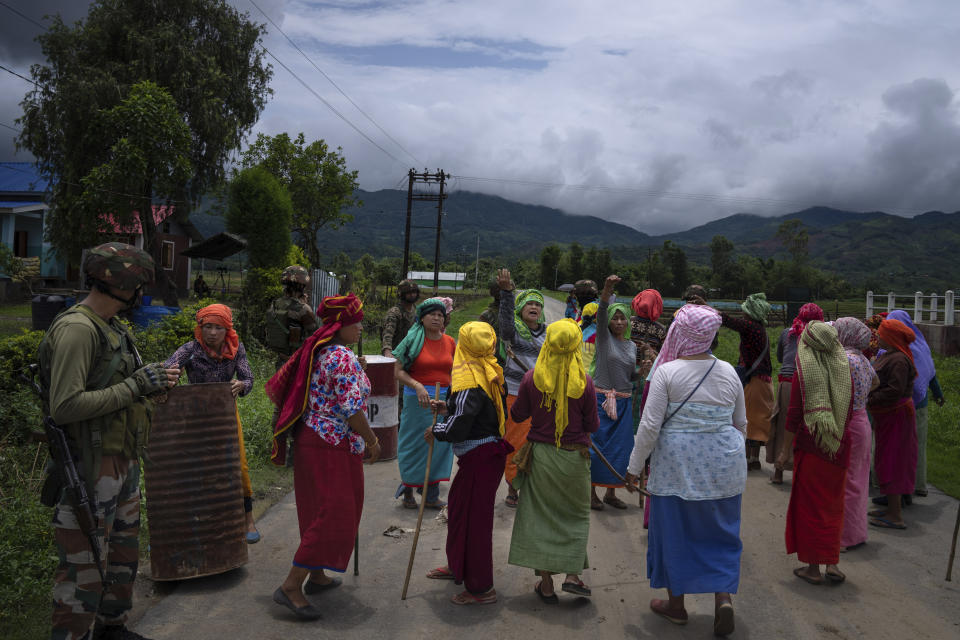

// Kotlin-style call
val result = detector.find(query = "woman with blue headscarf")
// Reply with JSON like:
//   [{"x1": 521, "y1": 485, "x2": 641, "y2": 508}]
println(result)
[
  {"x1": 393, "y1": 298, "x2": 457, "y2": 508},
  {"x1": 884, "y1": 310, "x2": 945, "y2": 498}
]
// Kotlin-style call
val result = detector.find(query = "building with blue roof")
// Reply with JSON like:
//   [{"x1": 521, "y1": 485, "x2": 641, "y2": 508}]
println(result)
[{"x1": 0, "y1": 162, "x2": 61, "y2": 287}]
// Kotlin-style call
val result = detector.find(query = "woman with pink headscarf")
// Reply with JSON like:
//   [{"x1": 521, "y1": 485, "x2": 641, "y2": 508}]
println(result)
[
  {"x1": 768, "y1": 303, "x2": 823, "y2": 484},
  {"x1": 625, "y1": 304, "x2": 746, "y2": 636}
]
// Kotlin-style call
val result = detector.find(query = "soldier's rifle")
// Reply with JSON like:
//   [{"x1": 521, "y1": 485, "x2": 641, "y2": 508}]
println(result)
[{"x1": 22, "y1": 364, "x2": 108, "y2": 585}]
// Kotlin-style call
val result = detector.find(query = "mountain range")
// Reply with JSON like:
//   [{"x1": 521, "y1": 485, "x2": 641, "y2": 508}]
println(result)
[{"x1": 190, "y1": 190, "x2": 960, "y2": 291}]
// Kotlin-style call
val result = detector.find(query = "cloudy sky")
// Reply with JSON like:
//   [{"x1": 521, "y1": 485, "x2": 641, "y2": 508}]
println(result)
[{"x1": 2, "y1": 0, "x2": 960, "y2": 234}]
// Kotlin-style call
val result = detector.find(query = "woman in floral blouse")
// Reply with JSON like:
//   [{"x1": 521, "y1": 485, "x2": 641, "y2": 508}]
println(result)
[
  {"x1": 164, "y1": 303, "x2": 258, "y2": 541},
  {"x1": 265, "y1": 293, "x2": 381, "y2": 620}
]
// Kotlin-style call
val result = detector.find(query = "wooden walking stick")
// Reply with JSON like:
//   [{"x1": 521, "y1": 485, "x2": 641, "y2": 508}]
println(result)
[
  {"x1": 354, "y1": 337, "x2": 365, "y2": 577},
  {"x1": 401, "y1": 383, "x2": 442, "y2": 600},
  {"x1": 947, "y1": 502, "x2": 960, "y2": 582}
]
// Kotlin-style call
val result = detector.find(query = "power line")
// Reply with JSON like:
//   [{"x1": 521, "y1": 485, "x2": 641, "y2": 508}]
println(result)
[
  {"x1": 248, "y1": 0, "x2": 422, "y2": 166},
  {"x1": 452, "y1": 174, "x2": 926, "y2": 216},
  {"x1": 0, "y1": 121, "x2": 20, "y2": 133},
  {"x1": 0, "y1": 63, "x2": 38, "y2": 86},
  {"x1": 0, "y1": 0, "x2": 46, "y2": 30},
  {"x1": 0, "y1": 163, "x2": 192, "y2": 206},
  {"x1": 261, "y1": 46, "x2": 405, "y2": 166}
]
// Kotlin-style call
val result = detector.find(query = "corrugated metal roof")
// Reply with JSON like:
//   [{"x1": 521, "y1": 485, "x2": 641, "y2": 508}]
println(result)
[{"x1": 0, "y1": 162, "x2": 49, "y2": 193}]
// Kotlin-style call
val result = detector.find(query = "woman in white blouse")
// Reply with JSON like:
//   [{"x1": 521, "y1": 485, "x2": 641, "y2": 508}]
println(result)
[{"x1": 625, "y1": 303, "x2": 746, "y2": 637}]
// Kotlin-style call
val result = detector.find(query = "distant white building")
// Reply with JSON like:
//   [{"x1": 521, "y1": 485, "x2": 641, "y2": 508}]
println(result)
[{"x1": 407, "y1": 271, "x2": 466, "y2": 290}]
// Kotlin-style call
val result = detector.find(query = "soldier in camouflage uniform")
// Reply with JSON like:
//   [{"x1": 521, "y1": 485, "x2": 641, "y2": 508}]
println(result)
[
  {"x1": 266, "y1": 266, "x2": 319, "y2": 369},
  {"x1": 38, "y1": 243, "x2": 180, "y2": 640},
  {"x1": 380, "y1": 279, "x2": 420, "y2": 358}
]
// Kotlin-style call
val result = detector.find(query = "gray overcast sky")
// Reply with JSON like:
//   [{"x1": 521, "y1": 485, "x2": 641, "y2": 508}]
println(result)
[{"x1": 2, "y1": 0, "x2": 960, "y2": 234}]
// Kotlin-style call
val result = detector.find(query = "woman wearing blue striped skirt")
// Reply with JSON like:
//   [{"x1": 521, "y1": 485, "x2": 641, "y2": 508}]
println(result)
[{"x1": 626, "y1": 304, "x2": 746, "y2": 637}]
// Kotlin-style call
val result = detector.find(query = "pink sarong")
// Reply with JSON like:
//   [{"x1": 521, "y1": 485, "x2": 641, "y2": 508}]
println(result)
[
  {"x1": 870, "y1": 397, "x2": 917, "y2": 495},
  {"x1": 840, "y1": 408, "x2": 870, "y2": 548}
]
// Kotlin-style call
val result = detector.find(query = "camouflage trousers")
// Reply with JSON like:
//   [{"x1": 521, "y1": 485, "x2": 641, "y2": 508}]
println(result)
[{"x1": 50, "y1": 455, "x2": 141, "y2": 640}]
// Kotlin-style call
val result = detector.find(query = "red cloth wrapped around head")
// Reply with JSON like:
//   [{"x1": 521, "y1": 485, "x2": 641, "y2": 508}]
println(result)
[
  {"x1": 266, "y1": 293, "x2": 364, "y2": 465},
  {"x1": 194, "y1": 303, "x2": 239, "y2": 360},
  {"x1": 878, "y1": 318, "x2": 915, "y2": 364},
  {"x1": 631, "y1": 289, "x2": 663, "y2": 321},
  {"x1": 789, "y1": 303, "x2": 824, "y2": 337}
]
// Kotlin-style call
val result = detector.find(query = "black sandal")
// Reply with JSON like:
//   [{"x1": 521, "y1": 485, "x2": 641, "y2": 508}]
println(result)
[{"x1": 534, "y1": 582, "x2": 558, "y2": 604}]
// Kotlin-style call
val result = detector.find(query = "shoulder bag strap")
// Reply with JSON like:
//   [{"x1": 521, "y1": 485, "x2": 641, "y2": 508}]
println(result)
[
  {"x1": 743, "y1": 330, "x2": 769, "y2": 379},
  {"x1": 664, "y1": 358, "x2": 718, "y2": 425}
]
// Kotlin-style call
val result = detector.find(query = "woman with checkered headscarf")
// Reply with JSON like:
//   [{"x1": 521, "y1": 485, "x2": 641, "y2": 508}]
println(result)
[{"x1": 625, "y1": 303, "x2": 745, "y2": 636}]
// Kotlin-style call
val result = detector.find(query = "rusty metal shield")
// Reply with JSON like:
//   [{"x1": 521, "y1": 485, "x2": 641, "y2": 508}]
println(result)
[{"x1": 145, "y1": 382, "x2": 248, "y2": 580}]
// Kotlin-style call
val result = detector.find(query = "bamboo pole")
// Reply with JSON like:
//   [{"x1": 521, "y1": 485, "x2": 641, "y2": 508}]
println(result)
[
  {"x1": 947, "y1": 503, "x2": 960, "y2": 582},
  {"x1": 400, "y1": 384, "x2": 441, "y2": 600}
]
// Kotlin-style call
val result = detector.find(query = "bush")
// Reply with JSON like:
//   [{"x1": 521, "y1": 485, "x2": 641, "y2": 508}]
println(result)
[
  {"x1": 0, "y1": 329, "x2": 45, "y2": 392},
  {"x1": 237, "y1": 267, "x2": 282, "y2": 345}
]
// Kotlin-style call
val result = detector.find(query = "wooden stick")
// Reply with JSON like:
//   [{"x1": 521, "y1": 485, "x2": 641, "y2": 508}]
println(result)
[
  {"x1": 948, "y1": 502, "x2": 960, "y2": 582},
  {"x1": 401, "y1": 383, "x2": 441, "y2": 600},
  {"x1": 354, "y1": 338, "x2": 364, "y2": 577},
  {"x1": 589, "y1": 440, "x2": 650, "y2": 497}
]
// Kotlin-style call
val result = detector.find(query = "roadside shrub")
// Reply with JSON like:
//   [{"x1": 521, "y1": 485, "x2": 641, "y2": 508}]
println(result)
[
  {"x1": 0, "y1": 329, "x2": 45, "y2": 392},
  {"x1": 237, "y1": 267, "x2": 282, "y2": 345}
]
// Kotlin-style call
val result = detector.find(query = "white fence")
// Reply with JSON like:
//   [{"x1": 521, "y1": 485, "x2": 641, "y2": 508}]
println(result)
[
  {"x1": 310, "y1": 269, "x2": 342, "y2": 306},
  {"x1": 865, "y1": 290, "x2": 957, "y2": 325}
]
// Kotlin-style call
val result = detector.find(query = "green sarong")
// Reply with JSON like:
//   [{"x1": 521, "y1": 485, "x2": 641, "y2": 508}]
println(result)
[{"x1": 508, "y1": 441, "x2": 591, "y2": 574}]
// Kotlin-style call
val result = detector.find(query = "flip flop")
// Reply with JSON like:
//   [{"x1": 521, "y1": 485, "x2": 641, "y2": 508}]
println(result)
[
  {"x1": 245, "y1": 530, "x2": 261, "y2": 544},
  {"x1": 534, "y1": 582, "x2": 558, "y2": 605},
  {"x1": 273, "y1": 587, "x2": 323, "y2": 620},
  {"x1": 869, "y1": 517, "x2": 907, "y2": 530},
  {"x1": 451, "y1": 589, "x2": 497, "y2": 605},
  {"x1": 825, "y1": 569, "x2": 846, "y2": 584},
  {"x1": 845, "y1": 541, "x2": 867, "y2": 552},
  {"x1": 303, "y1": 577, "x2": 341, "y2": 594},
  {"x1": 649, "y1": 599, "x2": 688, "y2": 625},
  {"x1": 561, "y1": 577, "x2": 591, "y2": 597},
  {"x1": 868, "y1": 509, "x2": 887, "y2": 519},
  {"x1": 426, "y1": 566, "x2": 456, "y2": 580},
  {"x1": 402, "y1": 498, "x2": 419, "y2": 509},
  {"x1": 590, "y1": 498, "x2": 605, "y2": 511},
  {"x1": 505, "y1": 494, "x2": 518, "y2": 508},
  {"x1": 603, "y1": 495, "x2": 628, "y2": 510},
  {"x1": 424, "y1": 500, "x2": 447, "y2": 510},
  {"x1": 793, "y1": 567, "x2": 824, "y2": 585}
]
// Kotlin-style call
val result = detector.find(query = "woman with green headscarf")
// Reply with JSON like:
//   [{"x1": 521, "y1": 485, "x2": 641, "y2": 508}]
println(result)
[
  {"x1": 496, "y1": 268, "x2": 547, "y2": 507},
  {"x1": 393, "y1": 298, "x2": 457, "y2": 508},
  {"x1": 721, "y1": 292, "x2": 774, "y2": 470},
  {"x1": 589, "y1": 275, "x2": 638, "y2": 510},
  {"x1": 781, "y1": 321, "x2": 853, "y2": 585}
]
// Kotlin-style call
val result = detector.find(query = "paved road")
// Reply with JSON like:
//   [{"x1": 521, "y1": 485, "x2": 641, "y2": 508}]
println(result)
[{"x1": 134, "y1": 295, "x2": 960, "y2": 639}]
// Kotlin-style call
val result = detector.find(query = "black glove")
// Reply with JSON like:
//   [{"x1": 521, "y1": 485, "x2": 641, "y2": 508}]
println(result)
[{"x1": 124, "y1": 362, "x2": 168, "y2": 396}]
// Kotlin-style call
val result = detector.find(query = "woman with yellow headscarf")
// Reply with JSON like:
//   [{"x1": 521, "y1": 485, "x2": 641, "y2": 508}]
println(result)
[
  {"x1": 425, "y1": 322, "x2": 511, "y2": 605},
  {"x1": 508, "y1": 319, "x2": 599, "y2": 604}
]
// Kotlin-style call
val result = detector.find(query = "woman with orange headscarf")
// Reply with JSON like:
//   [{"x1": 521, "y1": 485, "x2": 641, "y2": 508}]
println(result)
[
  {"x1": 867, "y1": 318, "x2": 918, "y2": 530},
  {"x1": 265, "y1": 293, "x2": 381, "y2": 620},
  {"x1": 165, "y1": 303, "x2": 259, "y2": 541}
]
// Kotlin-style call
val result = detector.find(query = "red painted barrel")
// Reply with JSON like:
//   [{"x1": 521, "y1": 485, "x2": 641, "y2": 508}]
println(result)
[{"x1": 364, "y1": 355, "x2": 398, "y2": 461}]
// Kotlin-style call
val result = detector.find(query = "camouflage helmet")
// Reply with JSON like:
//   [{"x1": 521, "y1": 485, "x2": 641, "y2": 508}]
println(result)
[
  {"x1": 398, "y1": 279, "x2": 420, "y2": 296},
  {"x1": 83, "y1": 242, "x2": 154, "y2": 290},
  {"x1": 683, "y1": 284, "x2": 708, "y2": 302},
  {"x1": 281, "y1": 265, "x2": 310, "y2": 286},
  {"x1": 574, "y1": 279, "x2": 598, "y2": 299}
]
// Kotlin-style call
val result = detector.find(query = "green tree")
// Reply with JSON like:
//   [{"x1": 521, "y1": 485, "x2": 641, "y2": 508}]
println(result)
[
  {"x1": 226, "y1": 167, "x2": 292, "y2": 270},
  {"x1": 661, "y1": 240, "x2": 689, "y2": 297},
  {"x1": 566, "y1": 242, "x2": 585, "y2": 282},
  {"x1": 539, "y1": 244, "x2": 562, "y2": 289},
  {"x1": 709, "y1": 235, "x2": 735, "y2": 294},
  {"x1": 77, "y1": 81, "x2": 192, "y2": 304},
  {"x1": 776, "y1": 219, "x2": 809, "y2": 265},
  {"x1": 240, "y1": 133, "x2": 361, "y2": 266},
  {"x1": 17, "y1": 0, "x2": 272, "y2": 270}
]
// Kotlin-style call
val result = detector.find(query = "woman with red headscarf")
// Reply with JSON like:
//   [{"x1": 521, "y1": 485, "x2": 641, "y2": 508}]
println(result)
[
  {"x1": 867, "y1": 319, "x2": 918, "y2": 530},
  {"x1": 265, "y1": 293, "x2": 381, "y2": 620},
  {"x1": 768, "y1": 303, "x2": 823, "y2": 484},
  {"x1": 165, "y1": 303, "x2": 259, "y2": 541}
]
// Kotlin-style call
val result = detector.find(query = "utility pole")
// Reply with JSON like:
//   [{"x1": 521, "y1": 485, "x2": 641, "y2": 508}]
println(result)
[
  {"x1": 402, "y1": 169, "x2": 448, "y2": 291},
  {"x1": 474, "y1": 234, "x2": 480, "y2": 292}
]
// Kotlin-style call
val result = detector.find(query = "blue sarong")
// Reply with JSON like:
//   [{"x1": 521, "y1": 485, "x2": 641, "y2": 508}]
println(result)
[
  {"x1": 398, "y1": 386, "x2": 454, "y2": 488},
  {"x1": 590, "y1": 393, "x2": 633, "y2": 487},
  {"x1": 647, "y1": 494, "x2": 742, "y2": 595}
]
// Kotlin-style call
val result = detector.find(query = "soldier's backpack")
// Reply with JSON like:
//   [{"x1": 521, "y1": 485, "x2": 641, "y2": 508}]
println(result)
[{"x1": 265, "y1": 297, "x2": 307, "y2": 355}]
